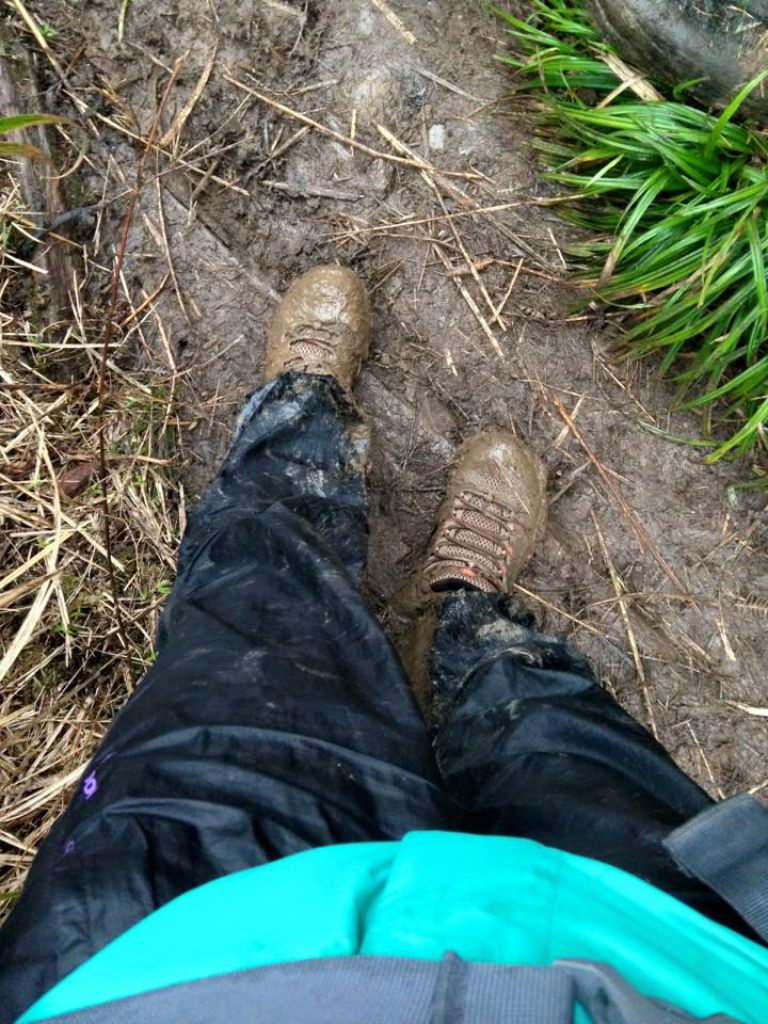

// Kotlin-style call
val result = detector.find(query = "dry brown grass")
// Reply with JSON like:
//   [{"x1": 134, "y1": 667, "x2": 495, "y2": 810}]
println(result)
[{"x1": 0, "y1": 162, "x2": 181, "y2": 921}]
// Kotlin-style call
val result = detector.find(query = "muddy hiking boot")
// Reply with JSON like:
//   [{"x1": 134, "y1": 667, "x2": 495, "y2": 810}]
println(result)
[
  {"x1": 395, "y1": 433, "x2": 547, "y2": 709},
  {"x1": 263, "y1": 265, "x2": 371, "y2": 391},
  {"x1": 421, "y1": 432, "x2": 547, "y2": 597},
  {"x1": 585, "y1": 0, "x2": 768, "y2": 119}
]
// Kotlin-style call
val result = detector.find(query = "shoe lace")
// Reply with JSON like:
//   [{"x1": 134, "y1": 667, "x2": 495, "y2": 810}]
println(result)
[
  {"x1": 425, "y1": 489, "x2": 520, "y2": 593},
  {"x1": 283, "y1": 321, "x2": 337, "y2": 371}
]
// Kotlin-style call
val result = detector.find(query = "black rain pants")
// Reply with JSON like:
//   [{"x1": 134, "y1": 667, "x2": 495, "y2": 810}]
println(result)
[{"x1": 0, "y1": 372, "x2": 753, "y2": 1024}]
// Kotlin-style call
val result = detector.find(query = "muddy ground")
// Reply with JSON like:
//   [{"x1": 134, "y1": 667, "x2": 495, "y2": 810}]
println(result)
[{"x1": 15, "y1": 0, "x2": 768, "y2": 795}]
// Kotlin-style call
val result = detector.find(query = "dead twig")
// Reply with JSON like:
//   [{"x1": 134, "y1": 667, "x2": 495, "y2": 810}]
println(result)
[
  {"x1": 370, "y1": 0, "x2": 416, "y2": 43},
  {"x1": 376, "y1": 124, "x2": 476, "y2": 209},
  {"x1": 159, "y1": 46, "x2": 218, "y2": 149},
  {"x1": 10, "y1": 0, "x2": 88, "y2": 114},
  {"x1": 552, "y1": 394, "x2": 693, "y2": 601},
  {"x1": 223, "y1": 74, "x2": 482, "y2": 181},
  {"x1": 431, "y1": 239, "x2": 504, "y2": 359},
  {"x1": 374, "y1": 124, "x2": 508, "y2": 337},
  {"x1": 513, "y1": 582, "x2": 606, "y2": 639},
  {"x1": 261, "y1": 180, "x2": 361, "y2": 201},
  {"x1": 686, "y1": 722, "x2": 726, "y2": 801},
  {"x1": 592, "y1": 512, "x2": 657, "y2": 739},
  {"x1": 410, "y1": 65, "x2": 485, "y2": 103}
]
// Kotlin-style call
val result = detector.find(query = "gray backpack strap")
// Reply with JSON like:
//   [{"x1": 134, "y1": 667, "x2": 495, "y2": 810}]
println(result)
[
  {"x1": 557, "y1": 960, "x2": 739, "y2": 1024},
  {"x1": 32, "y1": 955, "x2": 742, "y2": 1024},
  {"x1": 664, "y1": 794, "x2": 768, "y2": 942},
  {"x1": 31, "y1": 957, "x2": 575, "y2": 1024}
]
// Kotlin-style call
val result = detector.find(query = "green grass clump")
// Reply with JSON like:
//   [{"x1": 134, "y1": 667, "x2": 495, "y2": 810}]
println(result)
[{"x1": 497, "y1": 0, "x2": 768, "y2": 463}]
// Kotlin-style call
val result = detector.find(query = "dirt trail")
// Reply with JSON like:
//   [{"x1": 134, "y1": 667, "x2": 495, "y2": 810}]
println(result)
[{"x1": 24, "y1": 0, "x2": 768, "y2": 793}]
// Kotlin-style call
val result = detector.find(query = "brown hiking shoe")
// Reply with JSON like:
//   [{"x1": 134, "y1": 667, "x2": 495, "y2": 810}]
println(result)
[
  {"x1": 394, "y1": 432, "x2": 546, "y2": 713},
  {"x1": 263, "y1": 265, "x2": 371, "y2": 391},
  {"x1": 421, "y1": 432, "x2": 547, "y2": 597}
]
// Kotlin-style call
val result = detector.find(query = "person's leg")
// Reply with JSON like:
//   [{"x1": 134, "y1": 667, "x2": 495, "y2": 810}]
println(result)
[
  {"x1": 409, "y1": 431, "x2": 757, "y2": 938},
  {"x1": 0, "y1": 268, "x2": 451, "y2": 1024}
]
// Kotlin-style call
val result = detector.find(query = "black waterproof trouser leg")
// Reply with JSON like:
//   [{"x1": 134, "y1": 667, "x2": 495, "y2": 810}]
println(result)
[{"x1": 0, "y1": 373, "x2": 751, "y2": 1024}]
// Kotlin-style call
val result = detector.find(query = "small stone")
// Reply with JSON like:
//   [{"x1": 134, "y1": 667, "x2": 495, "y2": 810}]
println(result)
[{"x1": 429, "y1": 124, "x2": 446, "y2": 152}]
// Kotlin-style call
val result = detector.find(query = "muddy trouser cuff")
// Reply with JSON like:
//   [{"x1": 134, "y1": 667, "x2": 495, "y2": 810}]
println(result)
[
  {"x1": 0, "y1": 373, "x2": 451, "y2": 1024},
  {"x1": 430, "y1": 589, "x2": 758, "y2": 939}
]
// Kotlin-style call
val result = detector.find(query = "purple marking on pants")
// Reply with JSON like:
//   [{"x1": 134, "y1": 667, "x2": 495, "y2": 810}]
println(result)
[
  {"x1": 63, "y1": 839, "x2": 76, "y2": 856},
  {"x1": 83, "y1": 771, "x2": 98, "y2": 800}
]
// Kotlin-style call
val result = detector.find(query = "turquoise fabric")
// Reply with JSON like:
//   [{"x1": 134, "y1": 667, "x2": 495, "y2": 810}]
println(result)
[{"x1": 19, "y1": 832, "x2": 768, "y2": 1024}]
